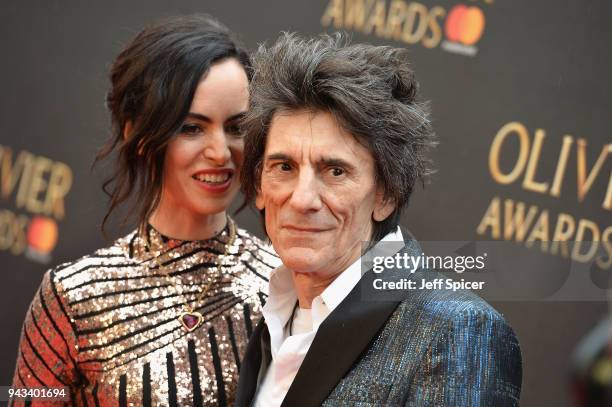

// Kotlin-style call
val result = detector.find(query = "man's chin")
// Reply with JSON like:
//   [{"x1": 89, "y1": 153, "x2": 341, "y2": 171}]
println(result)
[{"x1": 277, "y1": 247, "x2": 324, "y2": 273}]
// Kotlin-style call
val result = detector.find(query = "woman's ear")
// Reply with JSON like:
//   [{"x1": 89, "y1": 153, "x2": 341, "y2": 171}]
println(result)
[
  {"x1": 123, "y1": 121, "x2": 145, "y2": 155},
  {"x1": 122, "y1": 120, "x2": 133, "y2": 141}
]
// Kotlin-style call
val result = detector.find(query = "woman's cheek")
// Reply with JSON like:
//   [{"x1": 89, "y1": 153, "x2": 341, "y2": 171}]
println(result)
[{"x1": 231, "y1": 144, "x2": 244, "y2": 166}]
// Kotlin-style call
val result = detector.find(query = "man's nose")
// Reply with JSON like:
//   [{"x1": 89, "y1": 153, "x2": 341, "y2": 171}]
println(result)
[
  {"x1": 288, "y1": 169, "x2": 323, "y2": 212},
  {"x1": 202, "y1": 129, "x2": 231, "y2": 165}
]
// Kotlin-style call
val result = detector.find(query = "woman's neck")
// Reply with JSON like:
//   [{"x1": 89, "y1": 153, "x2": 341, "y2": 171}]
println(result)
[{"x1": 149, "y1": 204, "x2": 227, "y2": 241}]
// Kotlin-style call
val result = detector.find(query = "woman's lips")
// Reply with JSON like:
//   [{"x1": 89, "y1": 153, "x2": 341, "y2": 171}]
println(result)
[{"x1": 191, "y1": 169, "x2": 234, "y2": 193}]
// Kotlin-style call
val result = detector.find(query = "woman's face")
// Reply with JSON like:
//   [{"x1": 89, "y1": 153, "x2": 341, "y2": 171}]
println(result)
[{"x1": 161, "y1": 58, "x2": 249, "y2": 218}]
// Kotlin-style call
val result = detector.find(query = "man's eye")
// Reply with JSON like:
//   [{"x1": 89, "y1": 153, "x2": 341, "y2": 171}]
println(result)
[
  {"x1": 330, "y1": 167, "x2": 345, "y2": 176},
  {"x1": 180, "y1": 123, "x2": 202, "y2": 135},
  {"x1": 270, "y1": 162, "x2": 292, "y2": 172}
]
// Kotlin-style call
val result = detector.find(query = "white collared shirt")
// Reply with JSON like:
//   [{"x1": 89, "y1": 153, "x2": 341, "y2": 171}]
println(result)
[{"x1": 253, "y1": 227, "x2": 404, "y2": 407}]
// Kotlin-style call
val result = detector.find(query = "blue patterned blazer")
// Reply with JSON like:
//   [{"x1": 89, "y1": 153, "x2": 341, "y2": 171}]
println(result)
[{"x1": 235, "y1": 237, "x2": 522, "y2": 406}]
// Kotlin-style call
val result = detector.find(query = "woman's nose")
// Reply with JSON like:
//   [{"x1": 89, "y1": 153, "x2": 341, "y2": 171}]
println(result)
[{"x1": 202, "y1": 129, "x2": 231, "y2": 165}]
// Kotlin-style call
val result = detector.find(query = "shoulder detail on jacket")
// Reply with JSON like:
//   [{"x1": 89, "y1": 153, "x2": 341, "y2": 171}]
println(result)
[
  {"x1": 399, "y1": 282, "x2": 507, "y2": 336},
  {"x1": 235, "y1": 226, "x2": 281, "y2": 276},
  {"x1": 47, "y1": 231, "x2": 136, "y2": 313},
  {"x1": 51, "y1": 232, "x2": 134, "y2": 281},
  {"x1": 236, "y1": 227, "x2": 275, "y2": 254}
]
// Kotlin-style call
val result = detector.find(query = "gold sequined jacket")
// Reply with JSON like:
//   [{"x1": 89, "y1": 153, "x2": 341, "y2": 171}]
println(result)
[{"x1": 12, "y1": 221, "x2": 278, "y2": 406}]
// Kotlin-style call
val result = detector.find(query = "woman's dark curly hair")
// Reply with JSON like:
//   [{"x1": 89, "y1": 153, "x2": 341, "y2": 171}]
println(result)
[
  {"x1": 95, "y1": 14, "x2": 251, "y2": 234},
  {"x1": 240, "y1": 33, "x2": 436, "y2": 243}
]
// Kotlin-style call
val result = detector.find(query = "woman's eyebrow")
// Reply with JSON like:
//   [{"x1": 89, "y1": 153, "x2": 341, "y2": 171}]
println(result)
[
  {"x1": 185, "y1": 112, "x2": 211, "y2": 122},
  {"x1": 226, "y1": 111, "x2": 246, "y2": 122}
]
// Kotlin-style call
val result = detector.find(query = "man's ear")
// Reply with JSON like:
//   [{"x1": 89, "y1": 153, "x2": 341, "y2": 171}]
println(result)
[
  {"x1": 255, "y1": 190, "x2": 265, "y2": 210},
  {"x1": 373, "y1": 189, "x2": 396, "y2": 222}
]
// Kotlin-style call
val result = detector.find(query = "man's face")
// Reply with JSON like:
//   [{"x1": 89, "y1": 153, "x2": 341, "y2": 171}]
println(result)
[{"x1": 256, "y1": 110, "x2": 394, "y2": 277}]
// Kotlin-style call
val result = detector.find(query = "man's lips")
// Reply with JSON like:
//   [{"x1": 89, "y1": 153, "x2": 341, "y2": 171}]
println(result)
[{"x1": 282, "y1": 225, "x2": 332, "y2": 233}]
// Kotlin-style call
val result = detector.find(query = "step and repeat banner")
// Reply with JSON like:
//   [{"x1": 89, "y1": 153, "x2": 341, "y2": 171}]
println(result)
[{"x1": 1, "y1": 1, "x2": 610, "y2": 405}]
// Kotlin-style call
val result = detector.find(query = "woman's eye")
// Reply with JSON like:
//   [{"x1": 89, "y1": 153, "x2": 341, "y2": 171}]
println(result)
[
  {"x1": 226, "y1": 124, "x2": 244, "y2": 136},
  {"x1": 180, "y1": 123, "x2": 202, "y2": 135}
]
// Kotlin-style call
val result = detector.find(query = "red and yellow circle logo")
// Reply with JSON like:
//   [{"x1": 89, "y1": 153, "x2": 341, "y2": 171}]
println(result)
[
  {"x1": 445, "y1": 4, "x2": 486, "y2": 45},
  {"x1": 27, "y1": 216, "x2": 59, "y2": 253}
]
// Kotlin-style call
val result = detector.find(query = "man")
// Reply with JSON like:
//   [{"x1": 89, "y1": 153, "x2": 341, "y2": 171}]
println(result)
[{"x1": 236, "y1": 33, "x2": 522, "y2": 406}]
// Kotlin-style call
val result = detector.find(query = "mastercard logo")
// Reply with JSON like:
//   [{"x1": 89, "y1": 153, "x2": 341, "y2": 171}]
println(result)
[
  {"x1": 27, "y1": 216, "x2": 58, "y2": 254},
  {"x1": 445, "y1": 4, "x2": 486, "y2": 46}
]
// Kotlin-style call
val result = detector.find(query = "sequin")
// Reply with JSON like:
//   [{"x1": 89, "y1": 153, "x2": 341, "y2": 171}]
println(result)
[{"x1": 12, "y1": 219, "x2": 279, "y2": 406}]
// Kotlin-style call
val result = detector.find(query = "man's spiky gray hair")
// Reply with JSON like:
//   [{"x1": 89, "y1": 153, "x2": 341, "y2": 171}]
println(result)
[{"x1": 241, "y1": 32, "x2": 436, "y2": 242}]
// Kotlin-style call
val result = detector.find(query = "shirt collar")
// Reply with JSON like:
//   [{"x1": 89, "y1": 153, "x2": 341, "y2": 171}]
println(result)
[{"x1": 320, "y1": 226, "x2": 403, "y2": 311}]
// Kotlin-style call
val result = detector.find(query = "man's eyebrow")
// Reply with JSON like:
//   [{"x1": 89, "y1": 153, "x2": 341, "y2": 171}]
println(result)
[
  {"x1": 264, "y1": 154, "x2": 356, "y2": 170},
  {"x1": 265, "y1": 153, "x2": 292, "y2": 161},
  {"x1": 319, "y1": 157, "x2": 356, "y2": 171}
]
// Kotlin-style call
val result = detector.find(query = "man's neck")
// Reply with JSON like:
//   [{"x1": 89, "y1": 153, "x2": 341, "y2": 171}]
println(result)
[
  {"x1": 291, "y1": 269, "x2": 343, "y2": 309},
  {"x1": 288, "y1": 239, "x2": 369, "y2": 308}
]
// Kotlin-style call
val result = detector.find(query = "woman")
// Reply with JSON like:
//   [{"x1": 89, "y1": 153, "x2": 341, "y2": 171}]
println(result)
[{"x1": 11, "y1": 15, "x2": 277, "y2": 406}]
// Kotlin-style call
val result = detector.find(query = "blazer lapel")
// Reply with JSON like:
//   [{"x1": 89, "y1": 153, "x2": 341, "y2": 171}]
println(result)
[
  {"x1": 280, "y1": 270, "x2": 403, "y2": 406},
  {"x1": 280, "y1": 235, "x2": 422, "y2": 406},
  {"x1": 235, "y1": 318, "x2": 272, "y2": 407}
]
